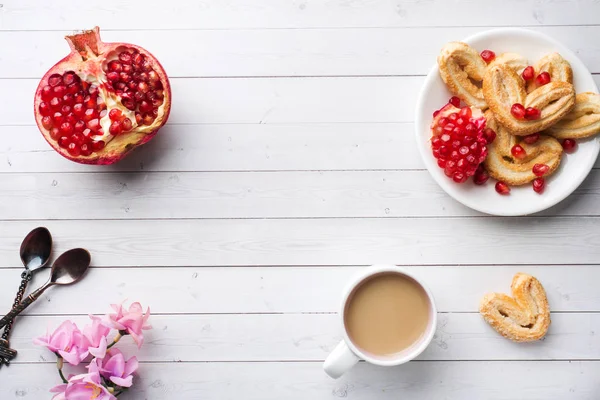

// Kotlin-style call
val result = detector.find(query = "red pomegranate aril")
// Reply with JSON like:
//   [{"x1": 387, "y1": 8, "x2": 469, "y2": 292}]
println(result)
[
  {"x1": 80, "y1": 143, "x2": 93, "y2": 156},
  {"x1": 39, "y1": 102, "x2": 51, "y2": 116},
  {"x1": 151, "y1": 98, "x2": 163, "y2": 108},
  {"x1": 480, "y1": 50, "x2": 496, "y2": 63},
  {"x1": 448, "y1": 96, "x2": 461, "y2": 108},
  {"x1": 448, "y1": 113, "x2": 458, "y2": 123},
  {"x1": 119, "y1": 51, "x2": 132, "y2": 64},
  {"x1": 139, "y1": 100, "x2": 152, "y2": 113},
  {"x1": 83, "y1": 108, "x2": 98, "y2": 122},
  {"x1": 89, "y1": 85, "x2": 99, "y2": 96},
  {"x1": 135, "y1": 112, "x2": 143, "y2": 124},
  {"x1": 58, "y1": 136, "x2": 69, "y2": 148},
  {"x1": 126, "y1": 82, "x2": 136, "y2": 91},
  {"x1": 67, "y1": 142, "x2": 81, "y2": 157},
  {"x1": 134, "y1": 91, "x2": 145, "y2": 102},
  {"x1": 99, "y1": 109, "x2": 108, "y2": 118},
  {"x1": 107, "y1": 72, "x2": 120, "y2": 82},
  {"x1": 42, "y1": 116, "x2": 53, "y2": 129},
  {"x1": 522, "y1": 66, "x2": 535, "y2": 81},
  {"x1": 109, "y1": 109, "x2": 122, "y2": 121},
  {"x1": 62, "y1": 71, "x2": 78, "y2": 85},
  {"x1": 73, "y1": 103, "x2": 85, "y2": 117},
  {"x1": 62, "y1": 93, "x2": 75, "y2": 106},
  {"x1": 87, "y1": 119, "x2": 100, "y2": 131},
  {"x1": 155, "y1": 90, "x2": 164, "y2": 100},
  {"x1": 70, "y1": 133, "x2": 85, "y2": 146},
  {"x1": 61, "y1": 105, "x2": 72, "y2": 115},
  {"x1": 92, "y1": 140, "x2": 105, "y2": 151},
  {"x1": 523, "y1": 133, "x2": 540, "y2": 144},
  {"x1": 453, "y1": 172, "x2": 468, "y2": 183},
  {"x1": 58, "y1": 121, "x2": 73, "y2": 135},
  {"x1": 53, "y1": 85, "x2": 67, "y2": 98},
  {"x1": 50, "y1": 128, "x2": 61, "y2": 140},
  {"x1": 473, "y1": 166, "x2": 489, "y2": 185},
  {"x1": 148, "y1": 70, "x2": 159, "y2": 82},
  {"x1": 74, "y1": 120, "x2": 86, "y2": 132},
  {"x1": 66, "y1": 114, "x2": 77, "y2": 125},
  {"x1": 74, "y1": 93, "x2": 85, "y2": 104},
  {"x1": 122, "y1": 99, "x2": 136, "y2": 110},
  {"x1": 109, "y1": 120, "x2": 122, "y2": 135},
  {"x1": 138, "y1": 81, "x2": 149, "y2": 93},
  {"x1": 83, "y1": 95, "x2": 96, "y2": 109},
  {"x1": 524, "y1": 107, "x2": 541, "y2": 120},
  {"x1": 119, "y1": 72, "x2": 131, "y2": 82},
  {"x1": 108, "y1": 60, "x2": 123, "y2": 72},
  {"x1": 133, "y1": 53, "x2": 144, "y2": 65},
  {"x1": 495, "y1": 181, "x2": 511, "y2": 195},
  {"x1": 533, "y1": 177, "x2": 545, "y2": 194},
  {"x1": 82, "y1": 128, "x2": 93, "y2": 139},
  {"x1": 437, "y1": 158, "x2": 446, "y2": 168},
  {"x1": 120, "y1": 118, "x2": 133, "y2": 131},
  {"x1": 536, "y1": 71, "x2": 551, "y2": 86},
  {"x1": 455, "y1": 117, "x2": 466, "y2": 127},
  {"x1": 52, "y1": 112, "x2": 64, "y2": 125},
  {"x1": 142, "y1": 114, "x2": 154, "y2": 125},
  {"x1": 142, "y1": 60, "x2": 153, "y2": 72},
  {"x1": 443, "y1": 124, "x2": 454, "y2": 134},
  {"x1": 41, "y1": 86, "x2": 53, "y2": 100},
  {"x1": 48, "y1": 74, "x2": 62, "y2": 87},
  {"x1": 459, "y1": 107, "x2": 471, "y2": 119},
  {"x1": 482, "y1": 128, "x2": 496, "y2": 144},
  {"x1": 511, "y1": 144, "x2": 526, "y2": 159},
  {"x1": 49, "y1": 97, "x2": 62, "y2": 109},
  {"x1": 562, "y1": 138, "x2": 577, "y2": 153},
  {"x1": 511, "y1": 103, "x2": 526, "y2": 119},
  {"x1": 122, "y1": 64, "x2": 133, "y2": 74},
  {"x1": 67, "y1": 84, "x2": 80, "y2": 95},
  {"x1": 532, "y1": 163, "x2": 550, "y2": 177}
]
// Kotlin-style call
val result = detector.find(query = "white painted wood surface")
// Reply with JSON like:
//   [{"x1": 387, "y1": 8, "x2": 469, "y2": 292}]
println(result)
[{"x1": 0, "y1": 1, "x2": 599, "y2": 399}]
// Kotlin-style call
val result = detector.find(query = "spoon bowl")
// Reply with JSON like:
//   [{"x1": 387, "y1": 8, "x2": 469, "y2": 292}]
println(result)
[
  {"x1": 50, "y1": 248, "x2": 90, "y2": 285},
  {"x1": 19, "y1": 227, "x2": 52, "y2": 271}
]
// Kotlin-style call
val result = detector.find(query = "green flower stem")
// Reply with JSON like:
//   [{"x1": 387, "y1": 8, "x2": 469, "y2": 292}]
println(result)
[
  {"x1": 106, "y1": 332, "x2": 122, "y2": 350},
  {"x1": 56, "y1": 356, "x2": 67, "y2": 384}
]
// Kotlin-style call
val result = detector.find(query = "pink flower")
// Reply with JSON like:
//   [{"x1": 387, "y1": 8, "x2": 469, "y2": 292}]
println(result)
[
  {"x1": 64, "y1": 359, "x2": 116, "y2": 400},
  {"x1": 98, "y1": 349, "x2": 138, "y2": 387},
  {"x1": 33, "y1": 321, "x2": 88, "y2": 365},
  {"x1": 82, "y1": 315, "x2": 110, "y2": 359},
  {"x1": 49, "y1": 383, "x2": 67, "y2": 400},
  {"x1": 104, "y1": 301, "x2": 151, "y2": 348}
]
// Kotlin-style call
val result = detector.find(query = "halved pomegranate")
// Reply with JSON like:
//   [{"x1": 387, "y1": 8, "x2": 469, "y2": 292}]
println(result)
[{"x1": 34, "y1": 27, "x2": 171, "y2": 164}]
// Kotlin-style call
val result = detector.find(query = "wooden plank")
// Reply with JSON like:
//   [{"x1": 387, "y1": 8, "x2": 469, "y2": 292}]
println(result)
[
  {"x1": 1, "y1": 169, "x2": 600, "y2": 219},
  {"x1": 0, "y1": 361, "x2": 598, "y2": 399},
  {"x1": 0, "y1": 266, "x2": 598, "y2": 314},
  {"x1": 0, "y1": 219, "x2": 597, "y2": 267},
  {"x1": 7, "y1": 313, "x2": 600, "y2": 363},
  {"x1": 3, "y1": 26, "x2": 600, "y2": 78},
  {"x1": 3, "y1": 123, "x2": 600, "y2": 173},
  {"x1": 4, "y1": 76, "x2": 600, "y2": 127},
  {"x1": 3, "y1": 0, "x2": 599, "y2": 30}
]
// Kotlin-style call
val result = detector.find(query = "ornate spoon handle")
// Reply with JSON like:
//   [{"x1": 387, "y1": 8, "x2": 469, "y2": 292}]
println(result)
[{"x1": 1, "y1": 270, "x2": 31, "y2": 341}]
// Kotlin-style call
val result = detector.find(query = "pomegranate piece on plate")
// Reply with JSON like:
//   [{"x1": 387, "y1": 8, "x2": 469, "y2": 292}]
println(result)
[
  {"x1": 430, "y1": 103, "x2": 488, "y2": 184},
  {"x1": 34, "y1": 27, "x2": 171, "y2": 165}
]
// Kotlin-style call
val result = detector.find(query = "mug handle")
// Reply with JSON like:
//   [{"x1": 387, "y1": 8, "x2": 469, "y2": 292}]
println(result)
[{"x1": 323, "y1": 340, "x2": 359, "y2": 379}]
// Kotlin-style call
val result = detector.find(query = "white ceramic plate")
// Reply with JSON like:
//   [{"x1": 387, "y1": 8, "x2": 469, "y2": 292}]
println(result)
[{"x1": 415, "y1": 28, "x2": 599, "y2": 216}]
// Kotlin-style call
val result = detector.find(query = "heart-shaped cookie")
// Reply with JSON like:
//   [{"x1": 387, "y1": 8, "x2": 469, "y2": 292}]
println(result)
[
  {"x1": 483, "y1": 64, "x2": 575, "y2": 136},
  {"x1": 484, "y1": 111, "x2": 562, "y2": 185},
  {"x1": 479, "y1": 273, "x2": 550, "y2": 342},
  {"x1": 526, "y1": 52, "x2": 573, "y2": 93},
  {"x1": 488, "y1": 52, "x2": 528, "y2": 75},
  {"x1": 438, "y1": 42, "x2": 488, "y2": 109},
  {"x1": 546, "y1": 92, "x2": 600, "y2": 139}
]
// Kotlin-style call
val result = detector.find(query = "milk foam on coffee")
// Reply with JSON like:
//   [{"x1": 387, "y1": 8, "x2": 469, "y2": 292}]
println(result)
[{"x1": 344, "y1": 273, "x2": 431, "y2": 356}]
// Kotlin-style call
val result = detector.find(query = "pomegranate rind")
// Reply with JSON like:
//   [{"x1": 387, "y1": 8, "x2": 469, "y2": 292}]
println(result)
[{"x1": 33, "y1": 27, "x2": 172, "y2": 165}]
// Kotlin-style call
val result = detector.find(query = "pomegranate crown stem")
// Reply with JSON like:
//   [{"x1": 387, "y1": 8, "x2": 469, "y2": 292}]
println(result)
[{"x1": 65, "y1": 26, "x2": 101, "y2": 60}]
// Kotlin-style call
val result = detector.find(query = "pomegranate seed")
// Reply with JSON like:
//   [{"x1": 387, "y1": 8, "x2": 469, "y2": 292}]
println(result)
[
  {"x1": 83, "y1": 108, "x2": 98, "y2": 122},
  {"x1": 533, "y1": 177, "x2": 545, "y2": 194},
  {"x1": 119, "y1": 51, "x2": 133, "y2": 64},
  {"x1": 119, "y1": 72, "x2": 131, "y2": 82},
  {"x1": 532, "y1": 163, "x2": 550, "y2": 177},
  {"x1": 39, "y1": 102, "x2": 51, "y2": 116},
  {"x1": 139, "y1": 101, "x2": 153, "y2": 113},
  {"x1": 50, "y1": 128, "x2": 61, "y2": 140},
  {"x1": 480, "y1": 50, "x2": 496, "y2": 63},
  {"x1": 134, "y1": 91, "x2": 145, "y2": 102},
  {"x1": 473, "y1": 166, "x2": 489, "y2": 185},
  {"x1": 62, "y1": 93, "x2": 74, "y2": 106},
  {"x1": 511, "y1": 103, "x2": 526, "y2": 119},
  {"x1": 67, "y1": 83, "x2": 80, "y2": 95},
  {"x1": 449, "y1": 96, "x2": 461, "y2": 108},
  {"x1": 53, "y1": 85, "x2": 67, "y2": 98},
  {"x1": 66, "y1": 114, "x2": 77, "y2": 125},
  {"x1": 107, "y1": 72, "x2": 120, "y2": 82},
  {"x1": 142, "y1": 113, "x2": 154, "y2": 125},
  {"x1": 458, "y1": 107, "x2": 472, "y2": 119},
  {"x1": 523, "y1": 133, "x2": 540, "y2": 144},
  {"x1": 108, "y1": 109, "x2": 123, "y2": 121},
  {"x1": 70, "y1": 133, "x2": 85, "y2": 146},
  {"x1": 453, "y1": 172, "x2": 468, "y2": 183},
  {"x1": 151, "y1": 98, "x2": 163, "y2": 108},
  {"x1": 61, "y1": 105, "x2": 71, "y2": 115},
  {"x1": 481, "y1": 128, "x2": 496, "y2": 144},
  {"x1": 52, "y1": 112, "x2": 64, "y2": 125},
  {"x1": 562, "y1": 139, "x2": 577, "y2": 153},
  {"x1": 99, "y1": 109, "x2": 108, "y2": 118},
  {"x1": 92, "y1": 140, "x2": 105, "y2": 151},
  {"x1": 73, "y1": 103, "x2": 85, "y2": 117},
  {"x1": 83, "y1": 96, "x2": 96, "y2": 109},
  {"x1": 89, "y1": 85, "x2": 99, "y2": 96},
  {"x1": 142, "y1": 61, "x2": 153, "y2": 72},
  {"x1": 448, "y1": 113, "x2": 458, "y2": 122},
  {"x1": 41, "y1": 85, "x2": 53, "y2": 100},
  {"x1": 536, "y1": 71, "x2": 551, "y2": 86},
  {"x1": 109, "y1": 120, "x2": 122, "y2": 135},
  {"x1": 432, "y1": 110, "x2": 440, "y2": 118},
  {"x1": 133, "y1": 53, "x2": 144, "y2": 66},
  {"x1": 81, "y1": 81, "x2": 90, "y2": 91},
  {"x1": 135, "y1": 112, "x2": 143, "y2": 124},
  {"x1": 74, "y1": 93, "x2": 85, "y2": 104},
  {"x1": 122, "y1": 99, "x2": 136, "y2": 110},
  {"x1": 58, "y1": 136, "x2": 69, "y2": 148},
  {"x1": 495, "y1": 181, "x2": 510, "y2": 195},
  {"x1": 67, "y1": 142, "x2": 81, "y2": 156},
  {"x1": 108, "y1": 61, "x2": 123, "y2": 72},
  {"x1": 80, "y1": 143, "x2": 93, "y2": 157},
  {"x1": 74, "y1": 120, "x2": 86, "y2": 132},
  {"x1": 127, "y1": 81, "x2": 138, "y2": 91},
  {"x1": 120, "y1": 118, "x2": 133, "y2": 131},
  {"x1": 59, "y1": 122, "x2": 73, "y2": 135},
  {"x1": 155, "y1": 90, "x2": 164, "y2": 100},
  {"x1": 148, "y1": 70, "x2": 159, "y2": 82},
  {"x1": 87, "y1": 119, "x2": 100, "y2": 131},
  {"x1": 524, "y1": 107, "x2": 541, "y2": 120},
  {"x1": 48, "y1": 74, "x2": 62, "y2": 87},
  {"x1": 82, "y1": 129, "x2": 93, "y2": 139},
  {"x1": 511, "y1": 144, "x2": 526, "y2": 159},
  {"x1": 62, "y1": 71, "x2": 78, "y2": 86},
  {"x1": 49, "y1": 97, "x2": 62, "y2": 110},
  {"x1": 522, "y1": 66, "x2": 535, "y2": 81},
  {"x1": 41, "y1": 116, "x2": 53, "y2": 129},
  {"x1": 138, "y1": 81, "x2": 149, "y2": 93},
  {"x1": 123, "y1": 64, "x2": 134, "y2": 74}
]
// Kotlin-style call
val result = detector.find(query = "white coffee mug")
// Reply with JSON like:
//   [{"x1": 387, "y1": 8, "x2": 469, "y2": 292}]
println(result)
[{"x1": 323, "y1": 265, "x2": 438, "y2": 379}]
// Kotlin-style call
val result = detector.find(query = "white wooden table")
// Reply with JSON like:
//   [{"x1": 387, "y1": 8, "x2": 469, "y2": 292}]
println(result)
[{"x1": 1, "y1": 1, "x2": 600, "y2": 399}]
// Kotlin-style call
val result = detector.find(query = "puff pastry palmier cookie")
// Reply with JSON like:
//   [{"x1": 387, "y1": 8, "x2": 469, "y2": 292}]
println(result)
[
  {"x1": 483, "y1": 64, "x2": 575, "y2": 136},
  {"x1": 483, "y1": 111, "x2": 562, "y2": 185},
  {"x1": 479, "y1": 273, "x2": 550, "y2": 342},
  {"x1": 438, "y1": 42, "x2": 488, "y2": 109},
  {"x1": 527, "y1": 52, "x2": 573, "y2": 92},
  {"x1": 546, "y1": 92, "x2": 600, "y2": 139},
  {"x1": 487, "y1": 52, "x2": 528, "y2": 75}
]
